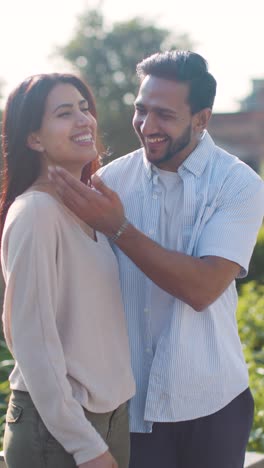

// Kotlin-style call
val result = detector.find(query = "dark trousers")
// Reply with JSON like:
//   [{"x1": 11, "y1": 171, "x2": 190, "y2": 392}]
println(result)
[{"x1": 130, "y1": 388, "x2": 254, "y2": 468}]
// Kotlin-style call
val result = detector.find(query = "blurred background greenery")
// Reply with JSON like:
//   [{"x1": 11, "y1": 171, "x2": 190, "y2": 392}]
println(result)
[{"x1": 0, "y1": 6, "x2": 263, "y2": 454}]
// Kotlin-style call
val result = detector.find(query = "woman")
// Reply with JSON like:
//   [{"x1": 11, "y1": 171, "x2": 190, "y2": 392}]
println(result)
[{"x1": 0, "y1": 73, "x2": 135, "y2": 468}]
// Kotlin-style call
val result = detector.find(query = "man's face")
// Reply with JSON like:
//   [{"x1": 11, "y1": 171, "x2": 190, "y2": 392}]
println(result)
[{"x1": 133, "y1": 75, "x2": 204, "y2": 172}]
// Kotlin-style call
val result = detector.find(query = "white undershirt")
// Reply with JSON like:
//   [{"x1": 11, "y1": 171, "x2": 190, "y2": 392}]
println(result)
[{"x1": 150, "y1": 167, "x2": 183, "y2": 351}]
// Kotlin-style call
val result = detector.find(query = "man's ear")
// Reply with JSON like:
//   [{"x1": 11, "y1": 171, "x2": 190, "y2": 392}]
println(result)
[
  {"x1": 194, "y1": 108, "x2": 212, "y2": 132},
  {"x1": 27, "y1": 132, "x2": 44, "y2": 152}
]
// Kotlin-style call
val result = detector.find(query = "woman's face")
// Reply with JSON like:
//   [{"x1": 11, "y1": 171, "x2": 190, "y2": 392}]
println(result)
[{"x1": 29, "y1": 83, "x2": 97, "y2": 175}]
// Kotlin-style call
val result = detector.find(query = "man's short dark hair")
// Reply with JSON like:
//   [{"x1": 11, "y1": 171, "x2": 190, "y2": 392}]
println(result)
[{"x1": 136, "y1": 50, "x2": 217, "y2": 114}]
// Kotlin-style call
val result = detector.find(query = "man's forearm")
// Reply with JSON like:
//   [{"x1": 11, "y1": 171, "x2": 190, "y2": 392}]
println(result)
[{"x1": 114, "y1": 222, "x2": 240, "y2": 311}]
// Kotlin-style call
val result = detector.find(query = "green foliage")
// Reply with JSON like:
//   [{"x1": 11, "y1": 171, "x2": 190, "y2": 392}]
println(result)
[
  {"x1": 0, "y1": 337, "x2": 13, "y2": 449},
  {"x1": 238, "y1": 225, "x2": 264, "y2": 287},
  {"x1": 0, "y1": 274, "x2": 12, "y2": 449},
  {"x1": 237, "y1": 281, "x2": 264, "y2": 452},
  {"x1": 58, "y1": 9, "x2": 192, "y2": 159}
]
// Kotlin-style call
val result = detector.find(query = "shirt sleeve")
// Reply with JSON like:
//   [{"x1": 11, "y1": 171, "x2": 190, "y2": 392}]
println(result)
[
  {"x1": 1, "y1": 195, "x2": 108, "y2": 465},
  {"x1": 196, "y1": 173, "x2": 264, "y2": 278}
]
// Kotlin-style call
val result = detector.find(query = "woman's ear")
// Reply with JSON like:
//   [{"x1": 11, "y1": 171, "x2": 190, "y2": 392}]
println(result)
[{"x1": 27, "y1": 132, "x2": 44, "y2": 152}]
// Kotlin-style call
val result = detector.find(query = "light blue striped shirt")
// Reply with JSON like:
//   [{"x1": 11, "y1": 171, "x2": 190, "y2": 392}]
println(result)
[{"x1": 98, "y1": 131, "x2": 264, "y2": 433}]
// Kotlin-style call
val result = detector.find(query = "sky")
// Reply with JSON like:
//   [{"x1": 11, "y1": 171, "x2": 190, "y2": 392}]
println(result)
[{"x1": 0, "y1": 0, "x2": 263, "y2": 113}]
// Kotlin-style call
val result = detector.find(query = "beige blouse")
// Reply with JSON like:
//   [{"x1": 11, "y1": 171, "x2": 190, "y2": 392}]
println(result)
[{"x1": 1, "y1": 191, "x2": 135, "y2": 465}]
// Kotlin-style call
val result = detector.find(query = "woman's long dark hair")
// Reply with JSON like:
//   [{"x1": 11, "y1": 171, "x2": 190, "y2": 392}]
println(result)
[{"x1": 0, "y1": 73, "x2": 101, "y2": 243}]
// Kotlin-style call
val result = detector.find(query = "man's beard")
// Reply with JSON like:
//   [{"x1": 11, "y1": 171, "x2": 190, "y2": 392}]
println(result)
[{"x1": 155, "y1": 123, "x2": 192, "y2": 166}]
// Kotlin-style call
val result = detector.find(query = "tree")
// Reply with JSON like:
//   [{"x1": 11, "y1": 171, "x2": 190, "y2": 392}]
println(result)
[{"x1": 58, "y1": 9, "x2": 192, "y2": 160}]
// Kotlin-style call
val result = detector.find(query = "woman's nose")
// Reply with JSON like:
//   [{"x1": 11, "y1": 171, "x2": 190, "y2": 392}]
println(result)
[{"x1": 76, "y1": 111, "x2": 96, "y2": 129}]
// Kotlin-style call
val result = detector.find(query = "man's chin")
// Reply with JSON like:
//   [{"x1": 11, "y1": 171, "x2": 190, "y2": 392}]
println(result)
[{"x1": 144, "y1": 148, "x2": 168, "y2": 165}]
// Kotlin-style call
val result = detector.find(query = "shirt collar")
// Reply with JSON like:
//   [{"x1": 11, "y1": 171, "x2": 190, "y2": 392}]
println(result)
[
  {"x1": 180, "y1": 130, "x2": 215, "y2": 177},
  {"x1": 142, "y1": 130, "x2": 216, "y2": 179}
]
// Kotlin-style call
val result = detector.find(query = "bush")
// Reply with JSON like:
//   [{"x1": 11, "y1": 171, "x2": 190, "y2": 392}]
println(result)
[
  {"x1": 238, "y1": 225, "x2": 264, "y2": 287},
  {"x1": 237, "y1": 281, "x2": 264, "y2": 452},
  {"x1": 0, "y1": 337, "x2": 13, "y2": 449}
]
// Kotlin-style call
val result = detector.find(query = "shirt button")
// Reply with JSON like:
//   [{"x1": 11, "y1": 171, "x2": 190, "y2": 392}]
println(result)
[
  {"x1": 144, "y1": 308, "x2": 149, "y2": 313},
  {"x1": 149, "y1": 229, "x2": 154, "y2": 235},
  {"x1": 152, "y1": 193, "x2": 158, "y2": 200},
  {"x1": 146, "y1": 348, "x2": 152, "y2": 354}
]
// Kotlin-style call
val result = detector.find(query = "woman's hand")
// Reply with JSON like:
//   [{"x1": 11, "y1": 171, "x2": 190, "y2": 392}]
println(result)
[{"x1": 78, "y1": 450, "x2": 118, "y2": 468}]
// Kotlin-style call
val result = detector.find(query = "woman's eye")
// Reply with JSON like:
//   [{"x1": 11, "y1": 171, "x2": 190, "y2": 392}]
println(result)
[{"x1": 58, "y1": 112, "x2": 71, "y2": 117}]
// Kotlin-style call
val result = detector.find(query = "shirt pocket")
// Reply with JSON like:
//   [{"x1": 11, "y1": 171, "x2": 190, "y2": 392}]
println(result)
[{"x1": 6, "y1": 402, "x2": 23, "y2": 423}]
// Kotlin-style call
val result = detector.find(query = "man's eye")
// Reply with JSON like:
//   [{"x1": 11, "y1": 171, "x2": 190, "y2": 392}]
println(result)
[
  {"x1": 81, "y1": 108, "x2": 90, "y2": 113},
  {"x1": 160, "y1": 114, "x2": 173, "y2": 120}
]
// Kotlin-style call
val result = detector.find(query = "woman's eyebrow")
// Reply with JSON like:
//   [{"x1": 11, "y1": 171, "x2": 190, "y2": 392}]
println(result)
[
  {"x1": 53, "y1": 103, "x2": 73, "y2": 113},
  {"x1": 53, "y1": 99, "x2": 88, "y2": 113}
]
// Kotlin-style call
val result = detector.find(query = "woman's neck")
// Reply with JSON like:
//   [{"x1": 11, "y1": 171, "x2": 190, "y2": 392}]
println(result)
[{"x1": 40, "y1": 161, "x2": 82, "y2": 181}]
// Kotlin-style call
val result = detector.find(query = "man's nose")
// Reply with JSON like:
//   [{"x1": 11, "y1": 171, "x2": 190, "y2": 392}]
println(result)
[{"x1": 140, "y1": 113, "x2": 158, "y2": 134}]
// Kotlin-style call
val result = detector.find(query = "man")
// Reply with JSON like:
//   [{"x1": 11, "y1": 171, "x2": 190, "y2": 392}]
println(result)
[{"x1": 49, "y1": 50, "x2": 264, "y2": 468}]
